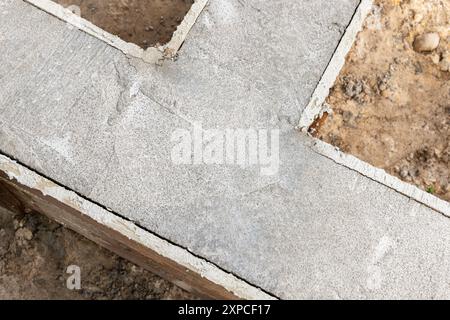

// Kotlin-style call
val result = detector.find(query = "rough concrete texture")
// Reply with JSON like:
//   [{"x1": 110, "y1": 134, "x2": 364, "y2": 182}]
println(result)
[{"x1": 1, "y1": 0, "x2": 450, "y2": 299}]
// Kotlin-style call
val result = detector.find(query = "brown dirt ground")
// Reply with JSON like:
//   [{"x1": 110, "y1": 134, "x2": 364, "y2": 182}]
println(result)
[
  {"x1": 0, "y1": 205, "x2": 196, "y2": 300},
  {"x1": 52, "y1": 0, "x2": 194, "y2": 49},
  {"x1": 317, "y1": 0, "x2": 450, "y2": 201}
]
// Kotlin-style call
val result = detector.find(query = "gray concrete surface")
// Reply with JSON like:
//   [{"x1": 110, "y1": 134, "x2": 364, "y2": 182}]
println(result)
[{"x1": 1, "y1": 0, "x2": 450, "y2": 299}]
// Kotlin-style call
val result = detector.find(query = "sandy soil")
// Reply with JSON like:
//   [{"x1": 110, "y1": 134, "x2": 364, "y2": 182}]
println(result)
[
  {"x1": 52, "y1": 0, "x2": 194, "y2": 48},
  {"x1": 0, "y1": 206, "x2": 196, "y2": 300},
  {"x1": 317, "y1": 0, "x2": 450, "y2": 201}
]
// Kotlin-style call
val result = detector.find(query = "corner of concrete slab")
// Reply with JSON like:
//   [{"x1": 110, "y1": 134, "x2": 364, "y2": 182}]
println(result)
[
  {"x1": 298, "y1": 0, "x2": 373, "y2": 130},
  {"x1": 163, "y1": 0, "x2": 209, "y2": 59},
  {"x1": 297, "y1": 0, "x2": 449, "y2": 219}
]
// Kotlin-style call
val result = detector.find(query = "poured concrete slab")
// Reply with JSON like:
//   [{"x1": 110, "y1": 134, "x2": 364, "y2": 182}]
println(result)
[{"x1": 1, "y1": 0, "x2": 450, "y2": 299}]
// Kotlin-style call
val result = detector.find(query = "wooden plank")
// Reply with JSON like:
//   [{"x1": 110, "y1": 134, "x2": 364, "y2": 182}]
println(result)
[{"x1": 0, "y1": 159, "x2": 272, "y2": 300}]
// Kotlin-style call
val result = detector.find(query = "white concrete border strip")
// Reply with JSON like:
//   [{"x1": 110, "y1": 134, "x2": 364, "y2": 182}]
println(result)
[
  {"x1": 0, "y1": 154, "x2": 275, "y2": 300},
  {"x1": 310, "y1": 139, "x2": 450, "y2": 217},
  {"x1": 23, "y1": 0, "x2": 209, "y2": 63},
  {"x1": 298, "y1": 0, "x2": 373, "y2": 129},
  {"x1": 298, "y1": 0, "x2": 450, "y2": 217}
]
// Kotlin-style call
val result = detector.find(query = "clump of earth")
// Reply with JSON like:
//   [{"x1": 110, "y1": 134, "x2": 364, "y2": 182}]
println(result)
[{"x1": 317, "y1": 0, "x2": 450, "y2": 201}]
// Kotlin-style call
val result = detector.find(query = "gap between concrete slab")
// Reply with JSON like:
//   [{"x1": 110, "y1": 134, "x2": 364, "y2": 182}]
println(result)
[
  {"x1": 0, "y1": 151, "x2": 277, "y2": 300},
  {"x1": 23, "y1": 0, "x2": 209, "y2": 63},
  {"x1": 298, "y1": 0, "x2": 450, "y2": 217}
]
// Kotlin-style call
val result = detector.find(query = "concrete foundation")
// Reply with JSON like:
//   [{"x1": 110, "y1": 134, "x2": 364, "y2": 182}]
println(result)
[{"x1": 1, "y1": 0, "x2": 449, "y2": 299}]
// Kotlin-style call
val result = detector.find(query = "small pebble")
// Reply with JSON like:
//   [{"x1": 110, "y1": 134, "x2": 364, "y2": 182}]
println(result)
[
  {"x1": 412, "y1": 11, "x2": 423, "y2": 23},
  {"x1": 15, "y1": 227, "x2": 33, "y2": 241},
  {"x1": 430, "y1": 54, "x2": 440, "y2": 65},
  {"x1": 400, "y1": 167, "x2": 409, "y2": 178},
  {"x1": 342, "y1": 111, "x2": 353, "y2": 123},
  {"x1": 413, "y1": 32, "x2": 440, "y2": 53},
  {"x1": 439, "y1": 54, "x2": 450, "y2": 72}
]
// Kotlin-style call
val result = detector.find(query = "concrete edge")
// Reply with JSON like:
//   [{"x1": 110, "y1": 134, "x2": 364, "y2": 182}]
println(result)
[
  {"x1": 298, "y1": 0, "x2": 373, "y2": 129},
  {"x1": 23, "y1": 0, "x2": 209, "y2": 63},
  {"x1": 0, "y1": 154, "x2": 276, "y2": 300},
  {"x1": 309, "y1": 138, "x2": 450, "y2": 217},
  {"x1": 297, "y1": 0, "x2": 450, "y2": 217},
  {"x1": 163, "y1": 0, "x2": 209, "y2": 58}
]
